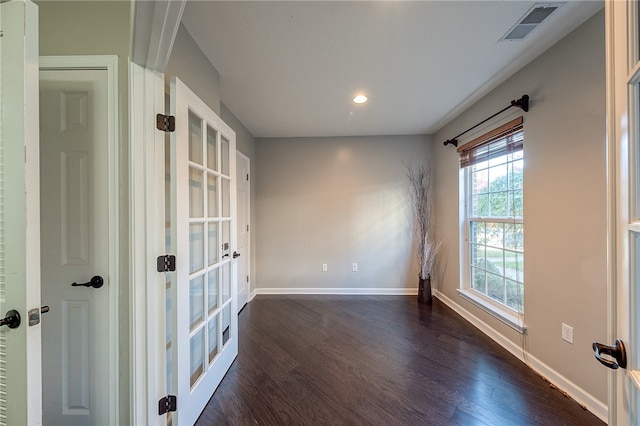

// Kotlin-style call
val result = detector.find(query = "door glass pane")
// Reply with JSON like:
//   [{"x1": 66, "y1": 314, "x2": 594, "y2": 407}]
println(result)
[
  {"x1": 636, "y1": 85, "x2": 640, "y2": 219},
  {"x1": 190, "y1": 224, "x2": 204, "y2": 273},
  {"x1": 190, "y1": 275, "x2": 204, "y2": 330},
  {"x1": 221, "y1": 262, "x2": 230, "y2": 304},
  {"x1": 208, "y1": 316, "x2": 219, "y2": 364},
  {"x1": 166, "y1": 279, "x2": 172, "y2": 396},
  {"x1": 221, "y1": 221, "x2": 230, "y2": 259},
  {"x1": 207, "y1": 126, "x2": 218, "y2": 171},
  {"x1": 164, "y1": 138, "x2": 173, "y2": 398},
  {"x1": 189, "y1": 111, "x2": 203, "y2": 165},
  {"x1": 222, "y1": 178, "x2": 230, "y2": 217},
  {"x1": 208, "y1": 223, "x2": 218, "y2": 266},
  {"x1": 222, "y1": 304, "x2": 231, "y2": 346},
  {"x1": 221, "y1": 136, "x2": 229, "y2": 176},
  {"x1": 208, "y1": 269, "x2": 219, "y2": 313},
  {"x1": 189, "y1": 168, "x2": 204, "y2": 218},
  {"x1": 634, "y1": 233, "x2": 640, "y2": 371},
  {"x1": 190, "y1": 329, "x2": 204, "y2": 388},
  {"x1": 207, "y1": 174, "x2": 218, "y2": 218}
]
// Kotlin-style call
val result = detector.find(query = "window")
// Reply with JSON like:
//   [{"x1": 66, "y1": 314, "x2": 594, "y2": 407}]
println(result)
[{"x1": 459, "y1": 117, "x2": 524, "y2": 328}]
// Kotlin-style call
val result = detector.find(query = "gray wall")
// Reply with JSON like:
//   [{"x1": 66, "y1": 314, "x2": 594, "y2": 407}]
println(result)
[
  {"x1": 255, "y1": 135, "x2": 432, "y2": 292},
  {"x1": 433, "y1": 11, "x2": 606, "y2": 405},
  {"x1": 166, "y1": 24, "x2": 221, "y2": 116}
]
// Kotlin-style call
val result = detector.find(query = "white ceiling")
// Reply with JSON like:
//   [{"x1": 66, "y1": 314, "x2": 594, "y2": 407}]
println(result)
[{"x1": 181, "y1": 1, "x2": 603, "y2": 138}]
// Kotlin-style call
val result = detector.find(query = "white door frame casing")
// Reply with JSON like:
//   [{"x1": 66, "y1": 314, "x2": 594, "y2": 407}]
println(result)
[
  {"x1": 128, "y1": 62, "x2": 167, "y2": 425},
  {"x1": 237, "y1": 151, "x2": 251, "y2": 309},
  {"x1": 39, "y1": 55, "x2": 120, "y2": 424},
  {"x1": 604, "y1": 2, "x2": 621, "y2": 423},
  {"x1": 129, "y1": 2, "x2": 185, "y2": 423}
]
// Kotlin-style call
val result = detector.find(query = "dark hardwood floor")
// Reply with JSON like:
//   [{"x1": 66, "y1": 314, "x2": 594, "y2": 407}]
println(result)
[{"x1": 196, "y1": 295, "x2": 605, "y2": 426}]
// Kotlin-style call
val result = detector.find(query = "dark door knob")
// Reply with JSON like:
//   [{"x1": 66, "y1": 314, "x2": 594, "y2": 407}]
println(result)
[
  {"x1": 0, "y1": 310, "x2": 21, "y2": 329},
  {"x1": 233, "y1": 251, "x2": 241, "y2": 259},
  {"x1": 593, "y1": 339, "x2": 627, "y2": 369},
  {"x1": 71, "y1": 276, "x2": 104, "y2": 289}
]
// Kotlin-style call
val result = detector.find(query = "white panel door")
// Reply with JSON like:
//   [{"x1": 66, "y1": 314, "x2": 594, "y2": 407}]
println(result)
[
  {"x1": 170, "y1": 77, "x2": 238, "y2": 425},
  {"x1": 0, "y1": 1, "x2": 42, "y2": 424},
  {"x1": 39, "y1": 68, "x2": 110, "y2": 426},
  {"x1": 236, "y1": 152, "x2": 250, "y2": 311}
]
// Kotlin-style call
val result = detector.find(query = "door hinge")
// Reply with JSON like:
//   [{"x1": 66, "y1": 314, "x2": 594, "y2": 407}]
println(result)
[
  {"x1": 156, "y1": 114, "x2": 175, "y2": 132},
  {"x1": 157, "y1": 255, "x2": 176, "y2": 272},
  {"x1": 247, "y1": 224, "x2": 249, "y2": 232},
  {"x1": 247, "y1": 173, "x2": 249, "y2": 181},
  {"x1": 158, "y1": 395, "x2": 177, "y2": 415},
  {"x1": 247, "y1": 275, "x2": 249, "y2": 283}
]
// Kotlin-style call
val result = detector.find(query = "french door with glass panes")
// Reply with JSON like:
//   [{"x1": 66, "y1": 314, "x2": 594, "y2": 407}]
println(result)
[{"x1": 168, "y1": 77, "x2": 238, "y2": 425}]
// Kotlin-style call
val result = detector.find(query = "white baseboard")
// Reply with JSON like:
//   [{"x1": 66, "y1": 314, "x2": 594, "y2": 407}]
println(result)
[
  {"x1": 253, "y1": 287, "x2": 418, "y2": 296},
  {"x1": 433, "y1": 290, "x2": 608, "y2": 423},
  {"x1": 249, "y1": 288, "x2": 258, "y2": 301}
]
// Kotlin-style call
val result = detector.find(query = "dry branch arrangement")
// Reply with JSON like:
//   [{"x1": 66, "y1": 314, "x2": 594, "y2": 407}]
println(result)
[{"x1": 406, "y1": 162, "x2": 440, "y2": 303}]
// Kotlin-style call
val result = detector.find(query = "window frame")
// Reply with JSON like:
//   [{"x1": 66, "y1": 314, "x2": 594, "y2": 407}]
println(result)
[{"x1": 458, "y1": 118, "x2": 526, "y2": 333}]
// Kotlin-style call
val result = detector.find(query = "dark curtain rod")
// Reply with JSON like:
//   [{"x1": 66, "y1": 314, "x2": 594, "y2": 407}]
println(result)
[{"x1": 443, "y1": 94, "x2": 529, "y2": 147}]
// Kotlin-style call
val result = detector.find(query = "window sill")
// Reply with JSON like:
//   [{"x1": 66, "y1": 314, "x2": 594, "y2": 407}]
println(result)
[{"x1": 457, "y1": 289, "x2": 526, "y2": 334}]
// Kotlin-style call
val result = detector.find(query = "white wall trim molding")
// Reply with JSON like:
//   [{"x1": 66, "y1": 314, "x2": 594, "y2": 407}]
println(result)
[
  {"x1": 249, "y1": 289, "x2": 259, "y2": 302},
  {"x1": 131, "y1": 0, "x2": 186, "y2": 72},
  {"x1": 254, "y1": 287, "x2": 418, "y2": 296},
  {"x1": 129, "y1": 62, "x2": 166, "y2": 426},
  {"x1": 39, "y1": 55, "x2": 121, "y2": 425},
  {"x1": 433, "y1": 289, "x2": 608, "y2": 423}
]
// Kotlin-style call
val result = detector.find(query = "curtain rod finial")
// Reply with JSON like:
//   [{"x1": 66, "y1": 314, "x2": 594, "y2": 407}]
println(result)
[
  {"x1": 511, "y1": 94, "x2": 529, "y2": 112},
  {"x1": 443, "y1": 139, "x2": 458, "y2": 147}
]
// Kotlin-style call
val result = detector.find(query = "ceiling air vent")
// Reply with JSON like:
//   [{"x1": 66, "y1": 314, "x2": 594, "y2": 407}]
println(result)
[{"x1": 500, "y1": 3, "x2": 563, "y2": 41}]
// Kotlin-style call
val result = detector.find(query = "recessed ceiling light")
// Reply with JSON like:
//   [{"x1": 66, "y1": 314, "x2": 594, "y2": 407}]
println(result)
[{"x1": 353, "y1": 95, "x2": 368, "y2": 104}]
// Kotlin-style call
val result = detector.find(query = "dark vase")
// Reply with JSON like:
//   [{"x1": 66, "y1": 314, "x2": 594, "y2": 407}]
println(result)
[{"x1": 417, "y1": 275, "x2": 433, "y2": 304}]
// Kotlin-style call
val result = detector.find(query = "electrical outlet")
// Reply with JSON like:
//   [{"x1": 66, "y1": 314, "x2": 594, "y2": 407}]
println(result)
[
  {"x1": 561, "y1": 323, "x2": 574, "y2": 344},
  {"x1": 352, "y1": 263, "x2": 358, "y2": 272},
  {"x1": 322, "y1": 264, "x2": 328, "y2": 272}
]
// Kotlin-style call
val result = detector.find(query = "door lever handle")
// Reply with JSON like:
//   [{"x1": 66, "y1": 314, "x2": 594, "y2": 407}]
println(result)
[
  {"x1": 0, "y1": 310, "x2": 20, "y2": 329},
  {"x1": 71, "y1": 275, "x2": 104, "y2": 289},
  {"x1": 233, "y1": 251, "x2": 241, "y2": 259},
  {"x1": 593, "y1": 339, "x2": 627, "y2": 369}
]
